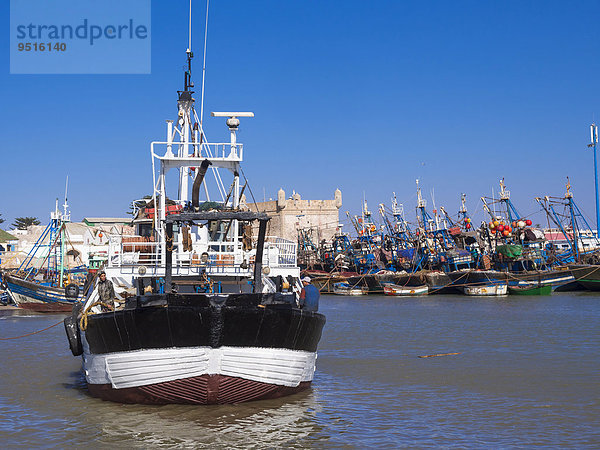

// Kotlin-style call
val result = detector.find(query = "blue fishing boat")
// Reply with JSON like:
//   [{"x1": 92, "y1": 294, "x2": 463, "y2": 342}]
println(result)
[{"x1": 3, "y1": 200, "x2": 86, "y2": 312}]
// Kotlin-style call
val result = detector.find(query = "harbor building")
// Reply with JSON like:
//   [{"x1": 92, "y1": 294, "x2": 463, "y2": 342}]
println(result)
[
  {"x1": 0, "y1": 230, "x2": 18, "y2": 266},
  {"x1": 243, "y1": 188, "x2": 342, "y2": 242}
]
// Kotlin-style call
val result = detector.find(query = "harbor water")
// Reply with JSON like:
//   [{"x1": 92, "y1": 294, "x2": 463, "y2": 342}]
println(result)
[{"x1": 1, "y1": 292, "x2": 599, "y2": 447}]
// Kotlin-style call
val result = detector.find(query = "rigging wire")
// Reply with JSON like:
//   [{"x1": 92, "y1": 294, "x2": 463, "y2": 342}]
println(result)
[
  {"x1": 199, "y1": 0, "x2": 210, "y2": 129},
  {"x1": 239, "y1": 166, "x2": 261, "y2": 214}
]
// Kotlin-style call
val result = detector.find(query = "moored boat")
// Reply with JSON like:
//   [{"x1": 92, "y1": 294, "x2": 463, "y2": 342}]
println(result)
[
  {"x1": 424, "y1": 271, "x2": 461, "y2": 294},
  {"x1": 3, "y1": 200, "x2": 86, "y2": 312},
  {"x1": 568, "y1": 264, "x2": 600, "y2": 291},
  {"x1": 4, "y1": 274, "x2": 82, "y2": 312},
  {"x1": 448, "y1": 269, "x2": 508, "y2": 292},
  {"x1": 383, "y1": 283, "x2": 428, "y2": 296},
  {"x1": 355, "y1": 270, "x2": 427, "y2": 294},
  {"x1": 332, "y1": 282, "x2": 368, "y2": 296},
  {"x1": 309, "y1": 272, "x2": 358, "y2": 294},
  {"x1": 462, "y1": 283, "x2": 508, "y2": 296},
  {"x1": 508, "y1": 268, "x2": 575, "y2": 292},
  {"x1": 508, "y1": 284, "x2": 552, "y2": 295}
]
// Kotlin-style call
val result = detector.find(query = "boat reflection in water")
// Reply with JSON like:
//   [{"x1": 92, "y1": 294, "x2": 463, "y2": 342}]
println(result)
[{"x1": 78, "y1": 381, "x2": 323, "y2": 447}]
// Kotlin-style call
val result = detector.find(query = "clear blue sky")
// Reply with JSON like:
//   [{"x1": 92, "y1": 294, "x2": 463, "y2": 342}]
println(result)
[{"x1": 2, "y1": 0, "x2": 600, "y2": 230}]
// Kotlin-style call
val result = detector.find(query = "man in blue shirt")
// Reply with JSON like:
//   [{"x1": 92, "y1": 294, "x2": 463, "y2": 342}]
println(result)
[{"x1": 299, "y1": 276, "x2": 319, "y2": 311}]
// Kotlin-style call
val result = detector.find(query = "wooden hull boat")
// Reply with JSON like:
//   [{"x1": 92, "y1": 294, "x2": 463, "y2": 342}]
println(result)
[
  {"x1": 424, "y1": 271, "x2": 461, "y2": 294},
  {"x1": 462, "y1": 283, "x2": 508, "y2": 296},
  {"x1": 332, "y1": 282, "x2": 368, "y2": 296},
  {"x1": 508, "y1": 284, "x2": 552, "y2": 295},
  {"x1": 509, "y1": 268, "x2": 575, "y2": 291},
  {"x1": 383, "y1": 283, "x2": 428, "y2": 296},
  {"x1": 568, "y1": 264, "x2": 600, "y2": 291},
  {"x1": 4, "y1": 274, "x2": 82, "y2": 312}
]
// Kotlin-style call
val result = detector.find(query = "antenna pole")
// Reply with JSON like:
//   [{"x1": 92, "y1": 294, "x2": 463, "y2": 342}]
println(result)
[
  {"x1": 183, "y1": 0, "x2": 194, "y2": 92},
  {"x1": 63, "y1": 175, "x2": 69, "y2": 220},
  {"x1": 188, "y1": 0, "x2": 192, "y2": 51},
  {"x1": 199, "y1": 0, "x2": 210, "y2": 130},
  {"x1": 591, "y1": 123, "x2": 600, "y2": 237}
]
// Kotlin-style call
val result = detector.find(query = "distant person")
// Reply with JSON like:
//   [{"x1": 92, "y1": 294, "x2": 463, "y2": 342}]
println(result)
[
  {"x1": 299, "y1": 276, "x2": 319, "y2": 311},
  {"x1": 97, "y1": 270, "x2": 116, "y2": 311}
]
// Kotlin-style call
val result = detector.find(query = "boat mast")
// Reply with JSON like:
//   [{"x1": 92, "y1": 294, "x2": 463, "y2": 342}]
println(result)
[
  {"x1": 59, "y1": 177, "x2": 70, "y2": 287},
  {"x1": 152, "y1": 1, "x2": 254, "y2": 267},
  {"x1": 458, "y1": 193, "x2": 471, "y2": 230},
  {"x1": 177, "y1": 39, "x2": 195, "y2": 203},
  {"x1": 565, "y1": 178, "x2": 580, "y2": 261},
  {"x1": 499, "y1": 178, "x2": 521, "y2": 223},
  {"x1": 416, "y1": 179, "x2": 429, "y2": 230}
]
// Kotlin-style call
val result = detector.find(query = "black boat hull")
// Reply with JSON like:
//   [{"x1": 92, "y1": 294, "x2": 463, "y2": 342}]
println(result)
[
  {"x1": 506, "y1": 268, "x2": 576, "y2": 291},
  {"x1": 569, "y1": 264, "x2": 600, "y2": 291},
  {"x1": 72, "y1": 292, "x2": 326, "y2": 405}
]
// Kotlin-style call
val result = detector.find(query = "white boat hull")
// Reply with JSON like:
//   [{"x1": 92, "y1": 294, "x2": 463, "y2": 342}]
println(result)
[
  {"x1": 462, "y1": 284, "x2": 508, "y2": 296},
  {"x1": 82, "y1": 335, "x2": 317, "y2": 390},
  {"x1": 383, "y1": 284, "x2": 428, "y2": 296},
  {"x1": 333, "y1": 287, "x2": 368, "y2": 296}
]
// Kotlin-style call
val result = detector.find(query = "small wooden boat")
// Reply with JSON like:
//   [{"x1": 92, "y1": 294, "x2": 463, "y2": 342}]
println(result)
[
  {"x1": 462, "y1": 283, "x2": 508, "y2": 296},
  {"x1": 383, "y1": 283, "x2": 428, "y2": 296},
  {"x1": 508, "y1": 284, "x2": 552, "y2": 296},
  {"x1": 332, "y1": 282, "x2": 368, "y2": 296}
]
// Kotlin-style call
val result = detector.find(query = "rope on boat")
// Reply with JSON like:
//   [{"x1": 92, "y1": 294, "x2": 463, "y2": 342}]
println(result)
[
  {"x1": 426, "y1": 270, "x2": 470, "y2": 295},
  {"x1": 0, "y1": 319, "x2": 63, "y2": 340},
  {"x1": 570, "y1": 263, "x2": 600, "y2": 282},
  {"x1": 79, "y1": 301, "x2": 113, "y2": 331}
]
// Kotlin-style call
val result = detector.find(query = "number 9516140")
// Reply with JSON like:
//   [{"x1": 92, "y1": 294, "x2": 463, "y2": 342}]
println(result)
[{"x1": 18, "y1": 42, "x2": 67, "y2": 52}]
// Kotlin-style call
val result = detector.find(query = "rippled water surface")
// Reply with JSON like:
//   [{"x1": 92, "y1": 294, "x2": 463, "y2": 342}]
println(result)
[{"x1": 1, "y1": 292, "x2": 599, "y2": 447}]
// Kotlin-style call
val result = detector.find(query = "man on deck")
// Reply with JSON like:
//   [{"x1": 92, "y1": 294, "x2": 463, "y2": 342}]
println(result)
[
  {"x1": 97, "y1": 270, "x2": 116, "y2": 310},
  {"x1": 299, "y1": 276, "x2": 319, "y2": 311}
]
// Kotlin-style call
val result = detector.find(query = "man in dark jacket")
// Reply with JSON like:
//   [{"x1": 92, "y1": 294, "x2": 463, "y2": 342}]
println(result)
[
  {"x1": 97, "y1": 270, "x2": 116, "y2": 310},
  {"x1": 299, "y1": 276, "x2": 319, "y2": 311}
]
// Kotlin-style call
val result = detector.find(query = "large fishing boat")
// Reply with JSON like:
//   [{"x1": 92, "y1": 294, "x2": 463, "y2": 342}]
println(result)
[
  {"x1": 477, "y1": 179, "x2": 576, "y2": 291},
  {"x1": 536, "y1": 178, "x2": 600, "y2": 290},
  {"x1": 64, "y1": 13, "x2": 325, "y2": 404}
]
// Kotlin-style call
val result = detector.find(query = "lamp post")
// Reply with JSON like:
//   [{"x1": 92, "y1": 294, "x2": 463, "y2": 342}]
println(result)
[{"x1": 590, "y1": 124, "x2": 599, "y2": 238}]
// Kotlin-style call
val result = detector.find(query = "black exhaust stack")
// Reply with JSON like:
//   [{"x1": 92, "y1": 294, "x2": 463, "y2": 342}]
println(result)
[{"x1": 192, "y1": 159, "x2": 212, "y2": 211}]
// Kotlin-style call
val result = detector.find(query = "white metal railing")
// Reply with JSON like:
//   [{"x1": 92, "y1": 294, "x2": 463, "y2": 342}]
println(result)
[
  {"x1": 202, "y1": 142, "x2": 244, "y2": 160},
  {"x1": 151, "y1": 141, "x2": 243, "y2": 161},
  {"x1": 264, "y1": 237, "x2": 297, "y2": 267},
  {"x1": 107, "y1": 234, "x2": 297, "y2": 272}
]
